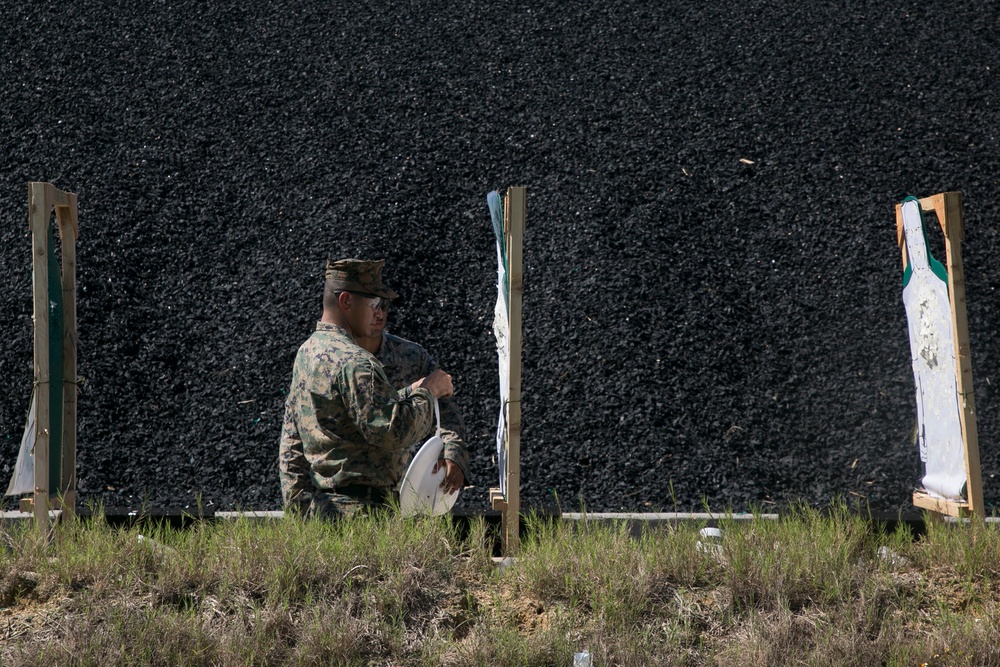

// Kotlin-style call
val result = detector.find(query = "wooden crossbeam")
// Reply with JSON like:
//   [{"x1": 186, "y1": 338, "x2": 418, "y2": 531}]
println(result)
[
  {"x1": 490, "y1": 487, "x2": 506, "y2": 511},
  {"x1": 912, "y1": 491, "x2": 970, "y2": 519}
]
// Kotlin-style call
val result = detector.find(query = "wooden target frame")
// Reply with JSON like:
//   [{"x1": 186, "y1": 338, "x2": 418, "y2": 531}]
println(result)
[
  {"x1": 895, "y1": 192, "x2": 984, "y2": 519},
  {"x1": 18, "y1": 182, "x2": 79, "y2": 532},
  {"x1": 489, "y1": 186, "x2": 525, "y2": 555}
]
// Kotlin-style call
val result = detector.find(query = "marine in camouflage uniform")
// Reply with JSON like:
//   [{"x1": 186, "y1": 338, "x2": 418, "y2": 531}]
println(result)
[
  {"x1": 278, "y1": 259, "x2": 449, "y2": 518},
  {"x1": 376, "y1": 332, "x2": 471, "y2": 485}
]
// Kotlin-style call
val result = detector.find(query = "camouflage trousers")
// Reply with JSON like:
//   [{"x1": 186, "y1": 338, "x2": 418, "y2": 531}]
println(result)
[{"x1": 302, "y1": 487, "x2": 400, "y2": 520}]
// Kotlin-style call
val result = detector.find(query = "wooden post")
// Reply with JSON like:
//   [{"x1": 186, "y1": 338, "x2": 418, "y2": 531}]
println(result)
[
  {"x1": 896, "y1": 192, "x2": 984, "y2": 519},
  {"x1": 503, "y1": 187, "x2": 525, "y2": 554},
  {"x1": 55, "y1": 193, "x2": 78, "y2": 516},
  {"x1": 29, "y1": 183, "x2": 52, "y2": 533}
]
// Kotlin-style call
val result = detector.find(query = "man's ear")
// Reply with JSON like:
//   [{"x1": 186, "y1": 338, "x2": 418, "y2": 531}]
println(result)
[{"x1": 338, "y1": 291, "x2": 352, "y2": 312}]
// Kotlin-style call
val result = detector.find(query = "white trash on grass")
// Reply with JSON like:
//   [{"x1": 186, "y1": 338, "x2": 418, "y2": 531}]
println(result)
[{"x1": 696, "y1": 526, "x2": 725, "y2": 561}]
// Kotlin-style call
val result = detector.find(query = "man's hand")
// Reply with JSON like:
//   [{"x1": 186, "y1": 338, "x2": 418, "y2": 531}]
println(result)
[
  {"x1": 432, "y1": 459, "x2": 464, "y2": 494},
  {"x1": 412, "y1": 369, "x2": 454, "y2": 399}
]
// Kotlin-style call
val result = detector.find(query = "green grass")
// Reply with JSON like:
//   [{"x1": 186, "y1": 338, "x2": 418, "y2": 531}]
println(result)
[{"x1": 2, "y1": 506, "x2": 1000, "y2": 666}]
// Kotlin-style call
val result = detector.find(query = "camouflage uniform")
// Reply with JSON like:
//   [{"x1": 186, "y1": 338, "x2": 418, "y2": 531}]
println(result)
[
  {"x1": 278, "y1": 322, "x2": 436, "y2": 517},
  {"x1": 278, "y1": 258, "x2": 434, "y2": 518},
  {"x1": 377, "y1": 332, "x2": 471, "y2": 484}
]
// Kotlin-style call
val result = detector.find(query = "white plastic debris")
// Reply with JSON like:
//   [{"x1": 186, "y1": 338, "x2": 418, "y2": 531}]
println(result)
[
  {"x1": 699, "y1": 527, "x2": 724, "y2": 540},
  {"x1": 137, "y1": 534, "x2": 178, "y2": 559},
  {"x1": 696, "y1": 526, "x2": 725, "y2": 560},
  {"x1": 877, "y1": 546, "x2": 909, "y2": 568},
  {"x1": 497, "y1": 556, "x2": 518, "y2": 573},
  {"x1": 573, "y1": 649, "x2": 592, "y2": 667}
]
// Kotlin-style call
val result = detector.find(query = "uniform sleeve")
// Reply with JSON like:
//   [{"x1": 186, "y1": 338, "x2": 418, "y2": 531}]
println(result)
[
  {"x1": 342, "y1": 358, "x2": 435, "y2": 452},
  {"x1": 278, "y1": 395, "x2": 313, "y2": 513},
  {"x1": 439, "y1": 401, "x2": 472, "y2": 483}
]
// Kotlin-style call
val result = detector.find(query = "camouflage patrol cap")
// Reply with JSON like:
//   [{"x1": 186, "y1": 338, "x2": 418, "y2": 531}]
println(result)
[{"x1": 325, "y1": 258, "x2": 399, "y2": 299}]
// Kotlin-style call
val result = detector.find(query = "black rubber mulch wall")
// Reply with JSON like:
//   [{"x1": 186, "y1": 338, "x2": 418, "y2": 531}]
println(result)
[{"x1": 2, "y1": 1, "x2": 1000, "y2": 512}]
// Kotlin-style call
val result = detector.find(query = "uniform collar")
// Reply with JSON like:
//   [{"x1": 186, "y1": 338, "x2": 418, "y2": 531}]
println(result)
[
  {"x1": 377, "y1": 332, "x2": 406, "y2": 361},
  {"x1": 315, "y1": 321, "x2": 352, "y2": 337}
]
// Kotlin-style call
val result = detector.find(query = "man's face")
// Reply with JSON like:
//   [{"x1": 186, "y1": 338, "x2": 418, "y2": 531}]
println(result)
[
  {"x1": 369, "y1": 298, "x2": 389, "y2": 336},
  {"x1": 344, "y1": 293, "x2": 379, "y2": 337}
]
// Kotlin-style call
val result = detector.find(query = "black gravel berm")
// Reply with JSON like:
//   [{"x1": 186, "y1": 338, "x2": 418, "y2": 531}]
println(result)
[{"x1": 3, "y1": 1, "x2": 1000, "y2": 514}]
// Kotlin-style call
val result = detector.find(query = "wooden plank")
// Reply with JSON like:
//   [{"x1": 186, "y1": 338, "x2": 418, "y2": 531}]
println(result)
[
  {"x1": 940, "y1": 192, "x2": 984, "y2": 517},
  {"x1": 897, "y1": 194, "x2": 949, "y2": 268},
  {"x1": 920, "y1": 194, "x2": 948, "y2": 237},
  {"x1": 48, "y1": 188, "x2": 69, "y2": 208},
  {"x1": 17, "y1": 496, "x2": 69, "y2": 514},
  {"x1": 29, "y1": 183, "x2": 51, "y2": 533},
  {"x1": 489, "y1": 487, "x2": 507, "y2": 511},
  {"x1": 55, "y1": 192, "x2": 78, "y2": 240},
  {"x1": 56, "y1": 191, "x2": 78, "y2": 515},
  {"x1": 504, "y1": 186, "x2": 525, "y2": 556},
  {"x1": 913, "y1": 491, "x2": 968, "y2": 519}
]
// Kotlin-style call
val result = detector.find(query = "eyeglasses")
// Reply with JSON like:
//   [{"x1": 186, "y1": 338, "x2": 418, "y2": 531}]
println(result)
[{"x1": 346, "y1": 292, "x2": 391, "y2": 312}]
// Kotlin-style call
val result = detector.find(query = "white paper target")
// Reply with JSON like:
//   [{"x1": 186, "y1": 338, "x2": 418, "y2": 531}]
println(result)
[
  {"x1": 488, "y1": 191, "x2": 509, "y2": 496},
  {"x1": 900, "y1": 198, "x2": 966, "y2": 500},
  {"x1": 5, "y1": 391, "x2": 36, "y2": 497}
]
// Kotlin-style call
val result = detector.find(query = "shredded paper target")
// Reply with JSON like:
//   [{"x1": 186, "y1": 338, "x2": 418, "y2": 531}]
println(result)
[
  {"x1": 488, "y1": 191, "x2": 509, "y2": 496},
  {"x1": 899, "y1": 197, "x2": 966, "y2": 501}
]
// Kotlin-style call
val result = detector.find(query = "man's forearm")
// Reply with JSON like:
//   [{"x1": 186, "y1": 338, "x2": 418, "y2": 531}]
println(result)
[
  {"x1": 437, "y1": 397, "x2": 471, "y2": 482},
  {"x1": 440, "y1": 437, "x2": 471, "y2": 484}
]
